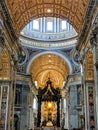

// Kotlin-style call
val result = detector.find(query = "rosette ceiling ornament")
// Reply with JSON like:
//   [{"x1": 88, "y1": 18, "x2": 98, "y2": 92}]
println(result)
[{"x1": 6, "y1": 0, "x2": 89, "y2": 34}]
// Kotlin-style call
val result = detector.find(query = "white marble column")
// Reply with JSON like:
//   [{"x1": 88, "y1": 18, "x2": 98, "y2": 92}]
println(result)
[
  {"x1": 20, "y1": 85, "x2": 30, "y2": 130},
  {"x1": 68, "y1": 85, "x2": 78, "y2": 129}
]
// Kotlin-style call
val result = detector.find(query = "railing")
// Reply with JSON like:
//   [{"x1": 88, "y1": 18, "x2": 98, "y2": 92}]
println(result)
[{"x1": 20, "y1": 35, "x2": 77, "y2": 49}]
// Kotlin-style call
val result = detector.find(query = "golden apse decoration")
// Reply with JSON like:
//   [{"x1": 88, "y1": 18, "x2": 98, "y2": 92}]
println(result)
[
  {"x1": 37, "y1": 78, "x2": 61, "y2": 127},
  {"x1": 29, "y1": 53, "x2": 70, "y2": 88},
  {"x1": 41, "y1": 101, "x2": 57, "y2": 126}
]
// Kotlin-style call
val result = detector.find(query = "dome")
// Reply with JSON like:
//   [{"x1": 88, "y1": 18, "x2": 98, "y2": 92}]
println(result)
[{"x1": 20, "y1": 17, "x2": 78, "y2": 49}]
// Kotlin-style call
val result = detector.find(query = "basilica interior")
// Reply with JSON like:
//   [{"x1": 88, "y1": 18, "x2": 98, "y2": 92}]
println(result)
[{"x1": 0, "y1": 0, "x2": 98, "y2": 130}]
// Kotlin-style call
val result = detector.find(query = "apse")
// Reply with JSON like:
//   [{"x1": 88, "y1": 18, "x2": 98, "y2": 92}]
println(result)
[{"x1": 28, "y1": 53, "x2": 71, "y2": 88}]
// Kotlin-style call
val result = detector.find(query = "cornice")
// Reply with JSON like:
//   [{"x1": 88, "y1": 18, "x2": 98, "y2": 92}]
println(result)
[
  {"x1": 90, "y1": 26, "x2": 98, "y2": 47},
  {"x1": 0, "y1": 0, "x2": 18, "y2": 42},
  {"x1": 76, "y1": 0, "x2": 97, "y2": 51},
  {"x1": 20, "y1": 35, "x2": 77, "y2": 50},
  {"x1": 90, "y1": 11, "x2": 98, "y2": 46},
  {"x1": 0, "y1": 0, "x2": 26, "y2": 64}
]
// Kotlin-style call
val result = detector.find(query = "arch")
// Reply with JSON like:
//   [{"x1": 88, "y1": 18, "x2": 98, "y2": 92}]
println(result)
[{"x1": 26, "y1": 50, "x2": 73, "y2": 74}]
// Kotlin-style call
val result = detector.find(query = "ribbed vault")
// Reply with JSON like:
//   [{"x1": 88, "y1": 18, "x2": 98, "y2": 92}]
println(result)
[
  {"x1": 6, "y1": 0, "x2": 89, "y2": 34},
  {"x1": 29, "y1": 54, "x2": 70, "y2": 88}
]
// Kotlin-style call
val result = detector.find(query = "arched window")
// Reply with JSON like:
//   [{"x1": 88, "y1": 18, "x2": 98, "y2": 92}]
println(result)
[
  {"x1": 63, "y1": 98, "x2": 66, "y2": 109},
  {"x1": 47, "y1": 21, "x2": 53, "y2": 31},
  {"x1": 33, "y1": 20, "x2": 39, "y2": 30},
  {"x1": 33, "y1": 97, "x2": 37, "y2": 110},
  {"x1": 61, "y1": 20, "x2": 66, "y2": 30}
]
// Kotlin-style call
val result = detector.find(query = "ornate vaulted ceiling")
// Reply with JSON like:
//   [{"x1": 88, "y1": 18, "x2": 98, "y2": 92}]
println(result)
[
  {"x1": 6, "y1": 0, "x2": 89, "y2": 34},
  {"x1": 29, "y1": 54, "x2": 70, "y2": 88}
]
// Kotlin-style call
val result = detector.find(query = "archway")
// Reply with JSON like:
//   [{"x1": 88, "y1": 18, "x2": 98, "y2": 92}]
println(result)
[{"x1": 27, "y1": 52, "x2": 72, "y2": 88}]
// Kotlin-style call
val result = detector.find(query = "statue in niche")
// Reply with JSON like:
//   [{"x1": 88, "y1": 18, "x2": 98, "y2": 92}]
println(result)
[
  {"x1": 41, "y1": 101, "x2": 57, "y2": 126},
  {"x1": 48, "y1": 112, "x2": 52, "y2": 121},
  {"x1": 77, "y1": 86, "x2": 82, "y2": 105}
]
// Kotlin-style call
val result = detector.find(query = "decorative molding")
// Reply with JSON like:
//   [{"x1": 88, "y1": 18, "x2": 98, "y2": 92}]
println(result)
[
  {"x1": 0, "y1": 0, "x2": 24, "y2": 62},
  {"x1": 21, "y1": 25, "x2": 77, "y2": 42},
  {"x1": 26, "y1": 50, "x2": 73, "y2": 75},
  {"x1": 20, "y1": 35, "x2": 77, "y2": 50},
  {"x1": 90, "y1": 24, "x2": 98, "y2": 68},
  {"x1": 91, "y1": 26, "x2": 98, "y2": 45},
  {"x1": 85, "y1": 82, "x2": 96, "y2": 129},
  {"x1": 0, "y1": 27, "x2": 4, "y2": 60},
  {"x1": 76, "y1": 0, "x2": 96, "y2": 50},
  {"x1": 0, "y1": 0, "x2": 18, "y2": 42}
]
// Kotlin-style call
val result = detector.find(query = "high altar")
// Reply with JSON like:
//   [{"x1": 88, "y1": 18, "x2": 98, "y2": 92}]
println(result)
[{"x1": 37, "y1": 78, "x2": 61, "y2": 128}]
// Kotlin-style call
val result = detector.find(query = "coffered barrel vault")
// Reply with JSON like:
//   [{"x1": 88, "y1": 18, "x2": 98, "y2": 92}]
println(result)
[{"x1": 6, "y1": 0, "x2": 89, "y2": 34}]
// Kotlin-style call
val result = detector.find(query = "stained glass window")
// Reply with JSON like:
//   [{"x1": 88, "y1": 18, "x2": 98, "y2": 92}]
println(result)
[{"x1": 33, "y1": 98, "x2": 37, "y2": 109}]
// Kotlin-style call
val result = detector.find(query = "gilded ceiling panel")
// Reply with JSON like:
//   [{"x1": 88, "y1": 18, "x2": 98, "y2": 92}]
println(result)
[
  {"x1": 36, "y1": 70, "x2": 64, "y2": 88},
  {"x1": 6, "y1": 0, "x2": 89, "y2": 33}
]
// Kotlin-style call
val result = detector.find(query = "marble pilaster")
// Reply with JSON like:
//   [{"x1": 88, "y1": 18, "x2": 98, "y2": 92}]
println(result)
[
  {"x1": 90, "y1": 25, "x2": 98, "y2": 129},
  {"x1": 84, "y1": 81, "x2": 95, "y2": 130},
  {"x1": 68, "y1": 85, "x2": 79, "y2": 129},
  {"x1": 0, "y1": 81, "x2": 10, "y2": 130},
  {"x1": 20, "y1": 84, "x2": 30, "y2": 130}
]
